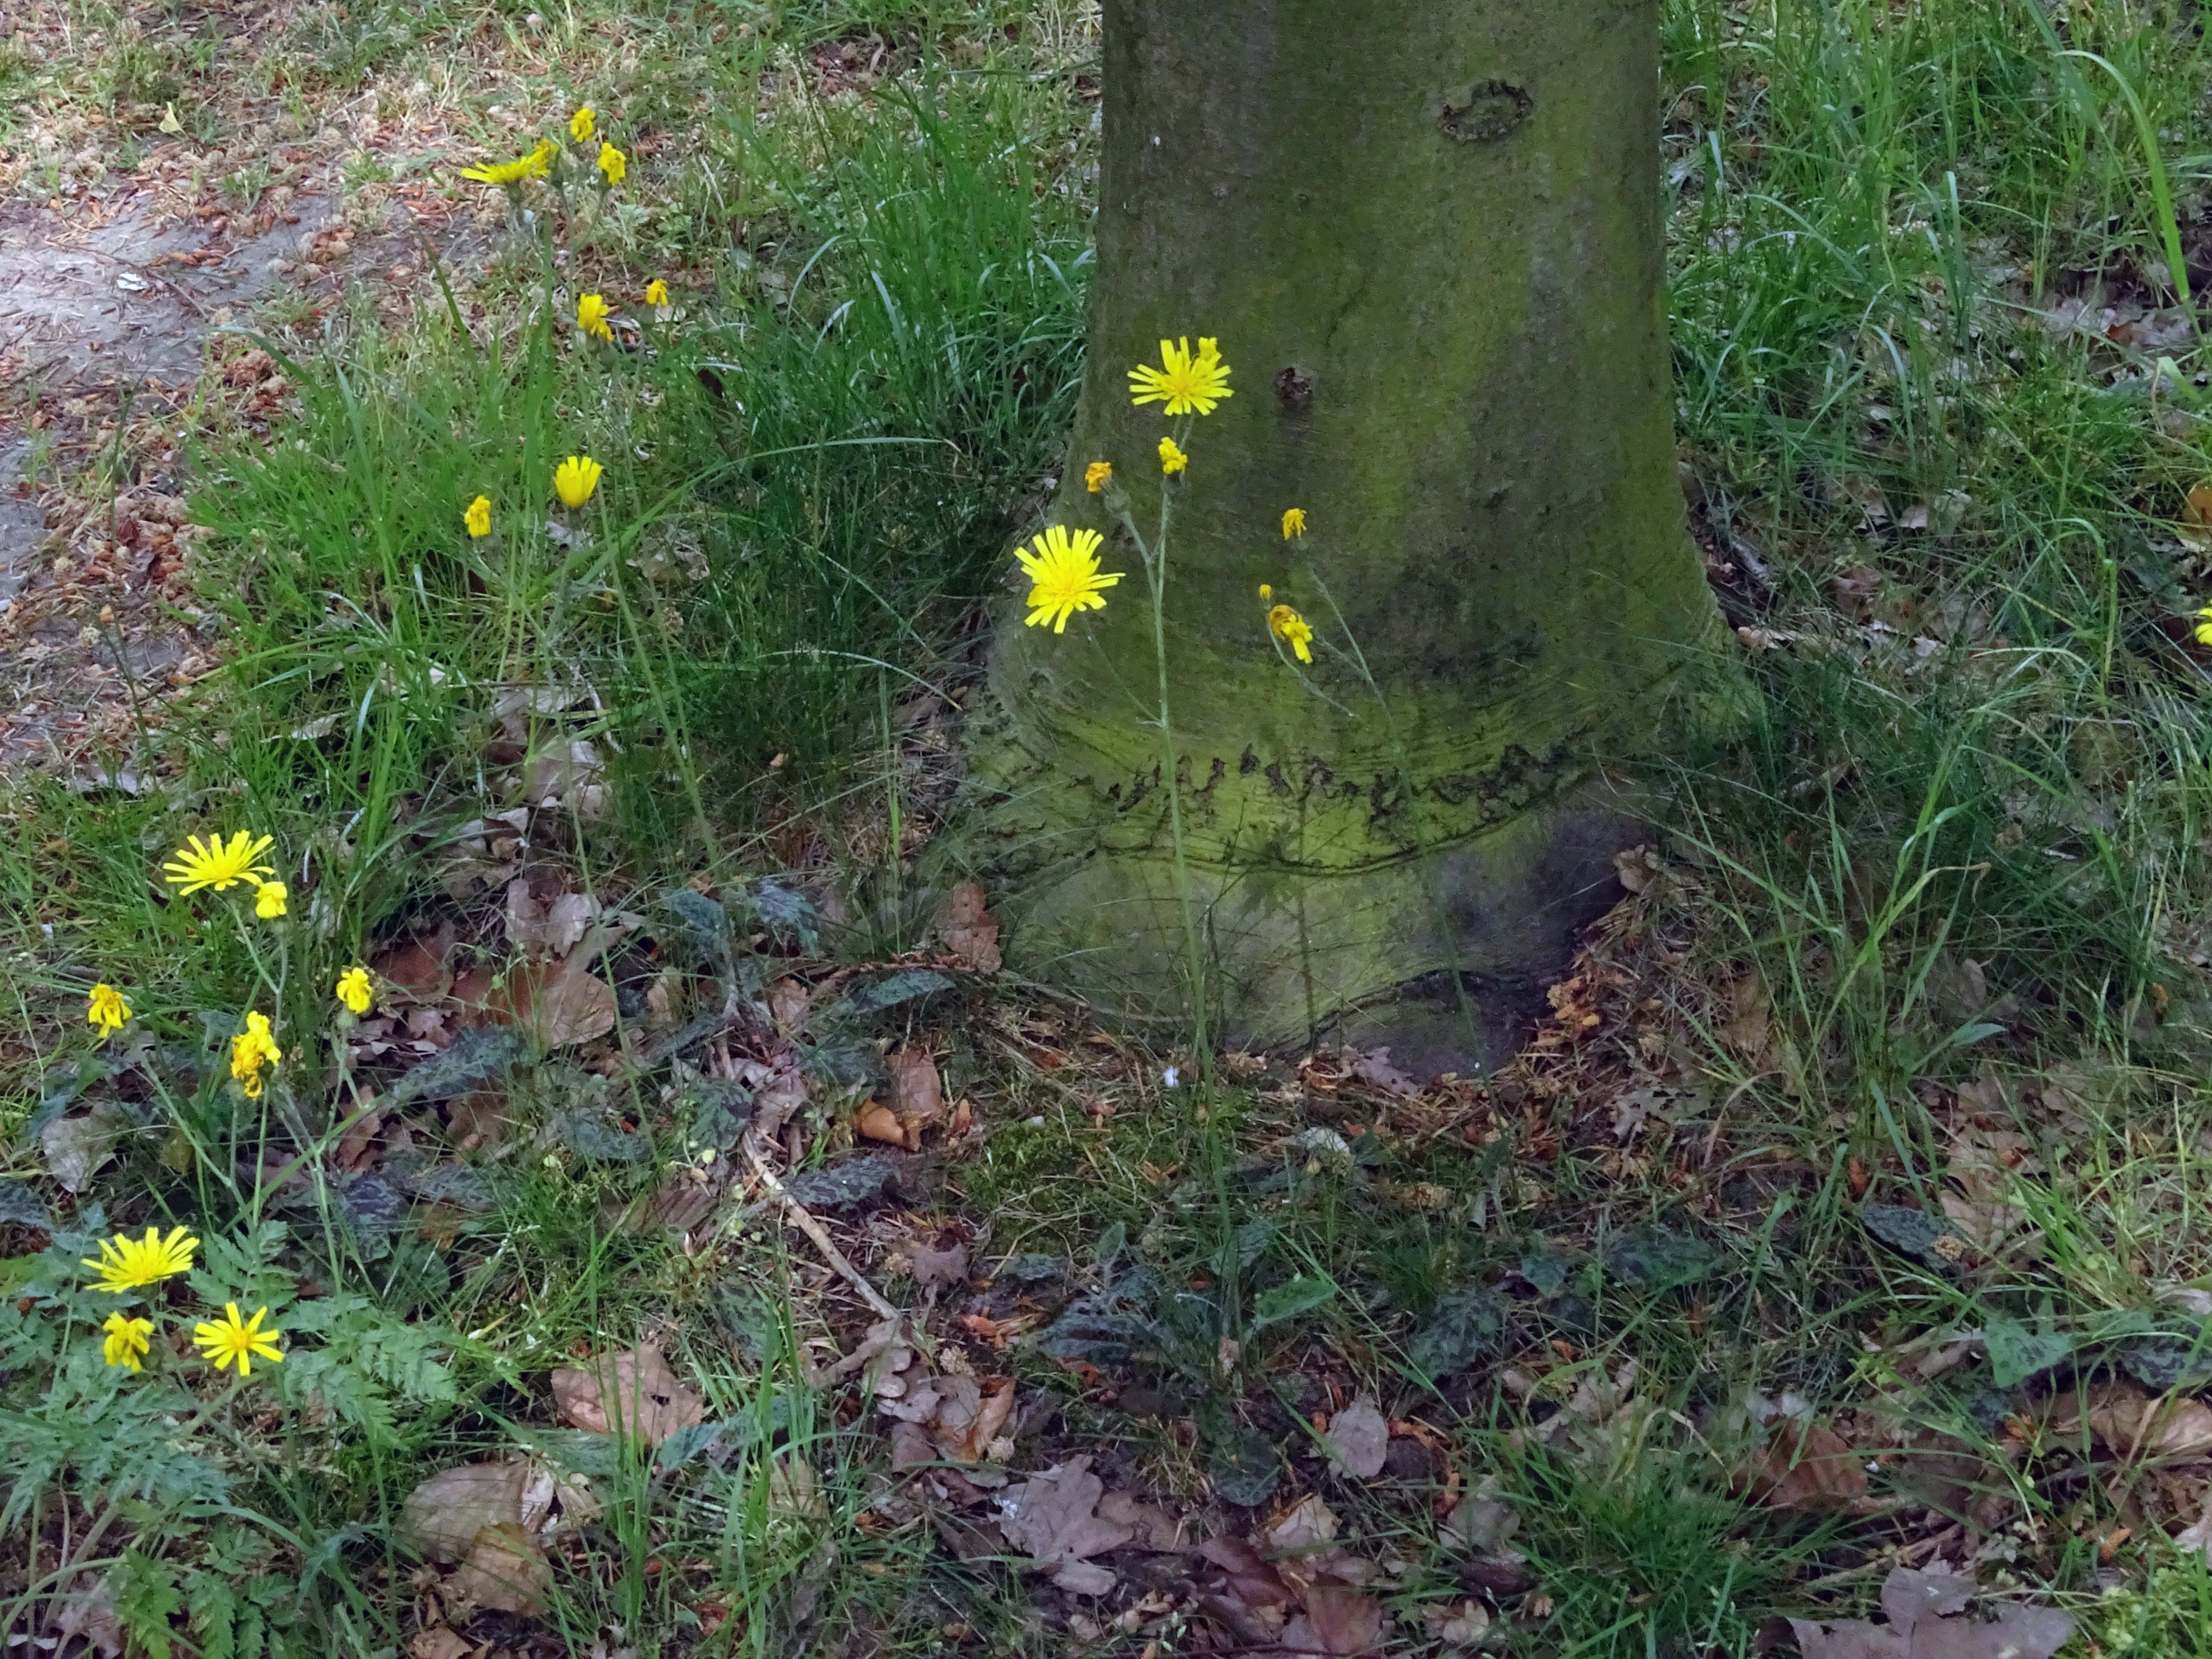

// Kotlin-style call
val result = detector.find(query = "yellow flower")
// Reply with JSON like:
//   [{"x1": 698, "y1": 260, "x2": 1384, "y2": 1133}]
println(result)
[
  {"x1": 336, "y1": 965, "x2": 374, "y2": 1016},
  {"x1": 1282, "y1": 508, "x2": 1307, "y2": 540},
  {"x1": 86, "y1": 983, "x2": 131, "y2": 1037},
  {"x1": 577, "y1": 292, "x2": 614, "y2": 343},
  {"x1": 569, "y1": 105, "x2": 597, "y2": 143},
  {"x1": 83, "y1": 1225, "x2": 199, "y2": 1294},
  {"x1": 1016, "y1": 525, "x2": 1123, "y2": 634},
  {"x1": 1269, "y1": 603, "x2": 1315, "y2": 664},
  {"x1": 1158, "y1": 437, "x2": 1188, "y2": 476},
  {"x1": 597, "y1": 142, "x2": 626, "y2": 186},
  {"x1": 253, "y1": 880, "x2": 288, "y2": 920},
  {"x1": 161, "y1": 831, "x2": 275, "y2": 896},
  {"x1": 192, "y1": 1304, "x2": 283, "y2": 1377},
  {"x1": 645, "y1": 278, "x2": 669, "y2": 307},
  {"x1": 102, "y1": 1313, "x2": 154, "y2": 1373},
  {"x1": 460, "y1": 138, "x2": 556, "y2": 186},
  {"x1": 465, "y1": 495, "x2": 492, "y2": 538},
  {"x1": 554, "y1": 455, "x2": 604, "y2": 509},
  {"x1": 2197, "y1": 605, "x2": 2212, "y2": 646},
  {"x1": 1129, "y1": 336, "x2": 1234, "y2": 417},
  {"x1": 1085, "y1": 461, "x2": 1112, "y2": 494},
  {"x1": 1258, "y1": 583, "x2": 1273, "y2": 600},
  {"x1": 230, "y1": 1011, "x2": 282, "y2": 1099}
]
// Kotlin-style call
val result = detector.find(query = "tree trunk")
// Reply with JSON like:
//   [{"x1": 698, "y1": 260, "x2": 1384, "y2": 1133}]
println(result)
[{"x1": 970, "y1": 0, "x2": 1734, "y2": 1072}]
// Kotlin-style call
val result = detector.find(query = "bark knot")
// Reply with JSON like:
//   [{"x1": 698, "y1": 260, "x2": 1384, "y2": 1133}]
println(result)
[{"x1": 1434, "y1": 81, "x2": 1532, "y2": 144}]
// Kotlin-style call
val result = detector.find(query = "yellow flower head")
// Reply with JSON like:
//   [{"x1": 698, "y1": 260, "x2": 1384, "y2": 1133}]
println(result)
[
  {"x1": 1282, "y1": 508, "x2": 1307, "y2": 540},
  {"x1": 1258, "y1": 584, "x2": 1273, "y2": 600},
  {"x1": 465, "y1": 495, "x2": 492, "y2": 538},
  {"x1": 102, "y1": 1313, "x2": 154, "y2": 1373},
  {"x1": 1086, "y1": 461, "x2": 1113, "y2": 494},
  {"x1": 2197, "y1": 605, "x2": 2212, "y2": 646},
  {"x1": 577, "y1": 292, "x2": 614, "y2": 343},
  {"x1": 336, "y1": 965, "x2": 375, "y2": 1016},
  {"x1": 645, "y1": 278, "x2": 669, "y2": 308},
  {"x1": 86, "y1": 983, "x2": 131, "y2": 1037},
  {"x1": 83, "y1": 1225, "x2": 199, "y2": 1294},
  {"x1": 161, "y1": 831, "x2": 275, "y2": 896},
  {"x1": 1016, "y1": 525, "x2": 1123, "y2": 634},
  {"x1": 569, "y1": 105, "x2": 597, "y2": 143},
  {"x1": 192, "y1": 1303, "x2": 283, "y2": 1377},
  {"x1": 1129, "y1": 336, "x2": 1233, "y2": 417},
  {"x1": 1158, "y1": 437, "x2": 1188, "y2": 476},
  {"x1": 597, "y1": 142, "x2": 627, "y2": 186},
  {"x1": 1269, "y1": 603, "x2": 1315, "y2": 664},
  {"x1": 555, "y1": 455, "x2": 604, "y2": 509},
  {"x1": 230, "y1": 1011, "x2": 282, "y2": 1099},
  {"x1": 253, "y1": 880, "x2": 288, "y2": 920},
  {"x1": 460, "y1": 138, "x2": 556, "y2": 186}
]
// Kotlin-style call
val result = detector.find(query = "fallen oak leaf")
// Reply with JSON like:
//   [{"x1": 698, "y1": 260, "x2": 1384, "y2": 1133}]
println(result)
[
  {"x1": 550, "y1": 1342, "x2": 706, "y2": 1443},
  {"x1": 997, "y1": 1456, "x2": 1135, "y2": 1595},
  {"x1": 936, "y1": 881, "x2": 1001, "y2": 973},
  {"x1": 1321, "y1": 1395, "x2": 1390, "y2": 1480},
  {"x1": 1787, "y1": 1567, "x2": 2073, "y2": 1659}
]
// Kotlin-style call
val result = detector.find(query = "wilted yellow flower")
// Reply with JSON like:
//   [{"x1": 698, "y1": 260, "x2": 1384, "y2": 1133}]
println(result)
[
  {"x1": 86, "y1": 982, "x2": 131, "y2": 1037},
  {"x1": 335, "y1": 965, "x2": 374, "y2": 1016},
  {"x1": 253, "y1": 880, "x2": 288, "y2": 920},
  {"x1": 577, "y1": 292, "x2": 614, "y2": 343},
  {"x1": 465, "y1": 495, "x2": 492, "y2": 538},
  {"x1": 460, "y1": 138, "x2": 556, "y2": 186},
  {"x1": 230, "y1": 1011, "x2": 281, "y2": 1099},
  {"x1": 1282, "y1": 508, "x2": 1307, "y2": 540},
  {"x1": 102, "y1": 1313, "x2": 154, "y2": 1373},
  {"x1": 645, "y1": 278, "x2": 669, "y2": 308},
  {"x1": 597, "y1": 142, "x2": 626, "y2": 186},
  {"x1": 1268, "y1": 604, "x2": 1315, "y2": 664},
  {"x1": 192, "y1": 1304, "x2": 283, "y2": 1377},
  {"x1": 569, "y1": 105, "x2": 597, "y2": 143},
  {"x1": 83, "y1": 1225, "x2": 199, "y2": 1294},
  {"x1": 161, "y1": 831, "x2": 274, "y2": 895},
  {"x1": 554, "y1": 455, "x2": 604, "y2": 509},
  {"x1": 1129, "y1": 336, "x2": 1233, "y2": 417},
  {"x1": 1085, "y1": 461, "x2": 1112, "y2": 494},
  {"x1": 1158, "y1": 437, "x2": 1188, "y2": 475},
  {"x1": 1016, "y1": 525, "x2": 1123, "y2": 634}
]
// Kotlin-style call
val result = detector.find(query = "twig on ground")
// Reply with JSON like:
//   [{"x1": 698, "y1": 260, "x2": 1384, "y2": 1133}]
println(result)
[{"x1": 740, "y1": 1132, "x2": 908, "y2": 1329}]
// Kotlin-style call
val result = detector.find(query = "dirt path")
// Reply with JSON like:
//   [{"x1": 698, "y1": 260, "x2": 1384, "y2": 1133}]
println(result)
[{"x1": 0, "y1": 119, "x2": 479, "y2": 772}]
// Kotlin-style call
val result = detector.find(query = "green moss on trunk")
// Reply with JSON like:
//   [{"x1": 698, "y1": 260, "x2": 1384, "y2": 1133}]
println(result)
[{"x1": 970, "y1": 0, "x2": 1735, "y2": 1068}]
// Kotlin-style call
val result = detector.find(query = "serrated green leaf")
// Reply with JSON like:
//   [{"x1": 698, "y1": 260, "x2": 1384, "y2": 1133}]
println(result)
[
  {"x1": 1409, "y1": 1285, "x2": 1508, "y2": 1377},
  {"x1": 113, "y1": 1548, "x2": 182, "y2": 1659},
  {"x1": 1251, "y1": 1275, "x2": 1335, "y2": 1331},
  {"x1": 1985, "y1": 1316, "x2": 2074, "y2": 1388}
]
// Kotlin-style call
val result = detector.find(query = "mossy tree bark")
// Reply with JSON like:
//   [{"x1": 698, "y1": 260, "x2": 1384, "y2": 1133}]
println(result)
[{"x1": 971, "y1": 0, "x2": 1733, "y2": 1071}]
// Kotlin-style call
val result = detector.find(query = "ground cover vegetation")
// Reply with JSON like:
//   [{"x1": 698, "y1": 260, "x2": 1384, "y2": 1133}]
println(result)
[{"x1": 9, "y1": 0, "x2": 2212, "y2": 1654}]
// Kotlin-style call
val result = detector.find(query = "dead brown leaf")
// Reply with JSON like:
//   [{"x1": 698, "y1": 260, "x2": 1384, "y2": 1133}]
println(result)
[
  {"x1": 373, "y1": 926, "x2": 455, "y2": 1004},
  {"x1": 998, "y1": 1456, "x2": 1136, "y2": 1595},
  {"x1": 1285, "y1": 1584, "x2": 1383, "y2": 1656},
  {"x1": 937, "y1": 881, "x2": 1001, "y2": 974},
  {"x1": 1787, "y1": 1567, "x2": 2073, "y2": 1659},
  {"x1": 447, "y1": 1523, "x2": 551, "y2": 1616},
  {"x1": 407, "y1": 1629, "x2": 475, "y2": 1659},
  {"x1": 550, "y1": 1343, "x2": 706, "y2": 1443},
  {"x1": 49, "y1": 1575, "x2": 124, "y2": 1659},
  {"x1": 2052, "y1": 1381, "x2": 2212, "y2": 1459},
  {"x1": 491, "y1": 955, "x2": 616, "y2": 1048},
  {"x1": 1321, "y1": 1396, "x2": 1391, "y2": 1480},
  {"x1": 908, "y1": 1241, "x2": 970, "y2": 1287},
  {"x1": 856, "y1": 1100, "x2": 906, "y2": 1145},
  {"x1": 1738, "y1": 1416, "x2": 1868, "y2": 1512}
]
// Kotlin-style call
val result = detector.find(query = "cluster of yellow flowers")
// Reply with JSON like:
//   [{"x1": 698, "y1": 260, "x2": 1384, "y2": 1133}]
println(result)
[
  {"x1": 1015, "y1": 337, "x2": 1318, "y2": 666},
  {"x1": 84, "y1": 1226, "x2": 284, "y2": 1378},
  {"x1": 461, "y1": 105, "x2": 625, "y2": 193},
  {"x1": 88, "y1": 830, "x2": 380, "y2": 1106}
]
